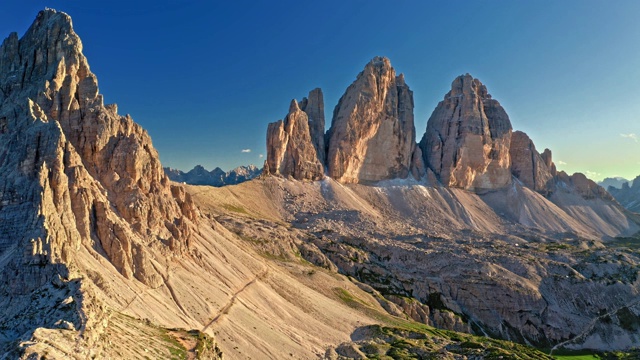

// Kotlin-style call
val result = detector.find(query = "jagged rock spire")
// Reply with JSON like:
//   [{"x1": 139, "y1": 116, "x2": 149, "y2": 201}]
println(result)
[
  {"x1": 0, "y1": 9, "x2": 197, "y2": 288},
  {"x1": 419, "y1": 74, "x2": 512, "y2": 191},
  {"x1": 510, "y1": 131, "x2": 556, "y2": 194},
  {"x1": 266, "y1": 97, "x2": 324, "y2": 180},
  {"x1": 298, "y1": 88, "x2": 326, "y2": 165},
  {"x1": 326, "y1": 56, "x2": 416, "y2": 183}
]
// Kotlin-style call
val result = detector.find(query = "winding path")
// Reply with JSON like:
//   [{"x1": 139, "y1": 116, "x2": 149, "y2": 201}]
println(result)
[
  {"x1": 549, "y1": 298, "x2": 640, "y2": 355},
  {"x1": 201, "y1": 268, "x2": 268, "y2": 332}
]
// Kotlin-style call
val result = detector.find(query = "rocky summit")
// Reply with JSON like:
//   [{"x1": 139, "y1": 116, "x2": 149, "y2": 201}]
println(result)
[
  {"x1": 265, "y1": 57, "x2": 418, "y2": 184},
  {"x1": 420, "y1": 74, "x2": 513, "y2": 191},
  {"x1": 510, "y1": 130, "x2": 556, "y2": 195},
  {"x1": 327, "y1": 57, "x2": 417, "y2": 183},
  {"x1": 0, "y1": 9, "x2": 197, "y2": 288},
  {"x1": 2, "y1": 8, "x2": 640, "y2": 360},
  {"x1": 266, "y1": 99, "x2": 325, "y2": 180}
]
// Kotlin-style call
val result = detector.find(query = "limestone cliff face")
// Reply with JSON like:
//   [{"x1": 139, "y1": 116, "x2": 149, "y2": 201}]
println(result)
[
  {"x1": 298, "y1": 88, "x2": 326, "y2": 165},
  {"x1": 419, "y1": 74, "x2": 512, "y2": 191},
  {"x1": 510, "y1": 131, "x2": 556, "y2": 195},
  {"x1": 0, "y1": 9, "x2": 197, "y2": 289},
  {"x1": 266, "y1": 99, "x2": 324, "y2": 180},
  {"x1": 327, "y1": 57, "x2": 416, "y2": 183}
]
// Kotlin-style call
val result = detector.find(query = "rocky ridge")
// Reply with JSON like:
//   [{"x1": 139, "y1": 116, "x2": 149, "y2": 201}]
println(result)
[
  {"x1": 600, "y1": 177, "x2": 630, "y2": 190},
  {"x1": 164, "y1": 164, "x2": 261, "y2": 187},
  {"x1": 266, "y1": 57, "x2": 419, "y2": 184},
  {"x1": 509, "y1": 130, "x2": 556, "y2": 195},
  {"x1": 264, "y1": 60, "x2": 622, "y2": 222},
  {"x1": 0, "y1": 9, "x2": 208, "y2": 356},
  {"x1": 608, "y1": 175, "x2": 640, "y2": 213},
  {"x1": 0, "y1": 8, "x2": 198, "y2": 289}
]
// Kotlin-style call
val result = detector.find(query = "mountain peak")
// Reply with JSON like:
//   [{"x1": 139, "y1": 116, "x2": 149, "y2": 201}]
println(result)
[
  {"x1": 449, "y1": 73, "x2": 490, "y2": 99},
  {"x1": 0, "y1": 9, "x2": 197, "y2": 288},
  {"x1": 420, "y1": 73, "x2": 511, "y2": 191},
  {"x1": 326, "y1": 56, "x2": 415, "y2": 183}
]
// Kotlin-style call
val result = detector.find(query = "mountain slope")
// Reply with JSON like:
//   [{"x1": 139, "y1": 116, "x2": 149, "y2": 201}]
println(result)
[
  {"x1": 189, "y1": 177, "x2": 640, "y2": 351},
  {"x1": 0, "y1": 10, "x2": 442, "y2": 359},
  {"x1": 1, "y1": 9, "x2": 639, "y2": 360}
]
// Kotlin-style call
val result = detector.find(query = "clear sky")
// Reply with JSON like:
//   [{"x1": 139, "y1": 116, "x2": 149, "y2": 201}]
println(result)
[{"x1": 1, "y1": 1, "x2": 639, "y2": 181}]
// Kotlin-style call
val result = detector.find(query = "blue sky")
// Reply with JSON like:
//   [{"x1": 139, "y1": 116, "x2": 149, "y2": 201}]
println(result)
[{"x1": 1, "y1": 1, "x2": 640, "y2": 181}]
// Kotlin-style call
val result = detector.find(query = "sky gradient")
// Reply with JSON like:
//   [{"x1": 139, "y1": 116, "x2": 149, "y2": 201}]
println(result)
[{"x1": 1, "y1": 1, "x2": 639, "y2": 181}]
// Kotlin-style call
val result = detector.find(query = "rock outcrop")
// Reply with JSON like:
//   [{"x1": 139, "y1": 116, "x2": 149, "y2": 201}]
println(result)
[
  {"x1": 419, "y1": 74, "x2": 512, "y2": 191},
  {"x1": 326, "y1": 57, "x2": 416, "y2": 183},
  {"x1": 266, "y1": 99, "x2": 324, "y2": 180},
  {"x1": 0, "y1": 9, "x2": 196, "y2": 290},
  {"x1": 555, "y1": 171, "x2": 615, "y2": 201},
  {"x1": 510, "y1": 131, "x2": 556, "y2": 194},
  {"x1": 298, "y1": 88, "x2": 326, "y2": 165}
]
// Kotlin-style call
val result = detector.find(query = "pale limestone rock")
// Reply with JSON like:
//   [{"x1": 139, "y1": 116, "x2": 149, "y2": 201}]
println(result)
[
  {"x1": 541, "y1": 148, "x2": 557, "y2": 175},
  {"x1": 419, "y1": 74, "x2": 512, "y2": 191},
  {"x1": 0, "y1": 9, "x2": 197, "y2": 290},
  {"x1": 299, "y1": 88, "x2": 326, "y2": 165},
  {"x1": 509, "y1": 131, "x2": 555, "y2": 195},
  {"x1": 266, "y1": 99, "x2": 324, "y2": 180},
  {"x1": 327, "y1": 57, "x2": 415, "y2": 183},
  {"x1": 555, "y1": 171, "x2": 614, "y2": 201},
  {"x1": 410, "y1": 146, "x2": 426, "y2": 180}
]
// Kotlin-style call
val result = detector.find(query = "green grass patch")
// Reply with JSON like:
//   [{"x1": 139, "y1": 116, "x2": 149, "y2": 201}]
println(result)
[
  {"x1": 221, "y1": 203, "x2": 249, "y2": 215},
  {"x1": 333, "y1": 287, "x2": 371, "y2": 309}
]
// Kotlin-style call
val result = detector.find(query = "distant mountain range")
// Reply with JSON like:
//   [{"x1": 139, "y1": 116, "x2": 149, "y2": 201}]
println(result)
[
  {"x1": 606, "y1": 176, "x2": 640, "y2": 213},
  {"x1": 599, "y1": 176, "x2": 630, "y2": 190},
  {"x1": 164, "y1": 164, "x2": 262, "y2": 186}
]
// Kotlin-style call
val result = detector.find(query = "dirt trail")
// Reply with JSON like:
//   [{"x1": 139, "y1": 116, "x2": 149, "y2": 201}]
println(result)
[
  {"x1": 168, "y1": 330, "x2": 198, "y2": 360},
  {"x1": 201, "y1": 268, "x2": 268, "y2": 332},
  {"x1": 550, "y1": 298, "x2": 640, "y2": 355}
]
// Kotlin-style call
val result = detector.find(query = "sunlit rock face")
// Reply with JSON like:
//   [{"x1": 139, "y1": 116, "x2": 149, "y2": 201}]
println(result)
[
  {"x1": 299, "y1": 88, "x2": 326, "y2": 166},
  {"x1": 266, "y1": 99, "x2": 324, "y2": 180},
  {"x1": 510, "y1": 130, "x2": 556, "y2": 195},
  {"x1": 326, "y1": 56, "x2": 416, "y2": 184},
  {"x1": 0, "y1": 9, "x2": 197, "y2": 289},
  {"x1": 420, "y1": 74, "x2": 512, "y2": 191}
]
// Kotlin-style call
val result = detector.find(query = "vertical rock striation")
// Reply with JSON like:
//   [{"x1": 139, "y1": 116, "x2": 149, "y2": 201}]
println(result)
[
  {"x1": 509, "y1": 131, "x2": 556, "y2": 195},
  {"x1": 419, "y1": 74, "x2": 512, "y2": 191},
  {"x1": 298, "y1": 88, "x2": 326, "y2": 165},
  {"x1": 0, "y1": 9, "x2": 197, "y2": 289},
  {"x1": 326, "y1": 57, "x2": 416, "y2": 183},
  {"x1": 266, "y1": 99, "x2": 324, "y2": 180}
]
